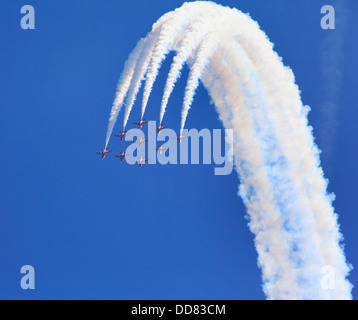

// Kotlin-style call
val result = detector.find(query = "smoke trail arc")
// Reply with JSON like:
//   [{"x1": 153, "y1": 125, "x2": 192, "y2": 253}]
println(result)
[{"x1": 104, "y1": 1, "x2": 352, "y2": 299}]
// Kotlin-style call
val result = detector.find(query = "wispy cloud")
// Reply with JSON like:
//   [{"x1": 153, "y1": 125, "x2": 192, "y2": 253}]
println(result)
[{"x1": 319, "y1": 0, "x2": 348, "y2": 165}]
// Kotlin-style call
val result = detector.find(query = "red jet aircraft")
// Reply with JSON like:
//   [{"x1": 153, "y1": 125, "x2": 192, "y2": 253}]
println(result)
[
  {"x1": 135, "y1": 157, "x2": 148, "y2": 167},
  {"x1": 133, "y1": 119, "x2": 148, "y2": 129},
  {"x1": 174, "y1": 134, "x2": 188, "y2": 144},
  {"x1": 155, "y1": 145, "x2": 168, "y2": 155},
  {"x1": 114, "y1": 131, "x2": 129, "y2": 141},
  {"x1": 134, "y1": 137, "x2": 148, "y2": 148},
  {"x1": 155, "y1": 124, "x2": 168, "y2": 133},
  {"x1": 96, "y1": 148, "x2": 112, "y2": 159},
  {"x1": 114, "y1": 151, "x2": 129, "y2": 162}
]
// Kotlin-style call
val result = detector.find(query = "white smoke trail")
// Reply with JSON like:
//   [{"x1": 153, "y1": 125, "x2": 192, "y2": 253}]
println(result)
[
  {"x1": 104, "y1": 1, "x2": 352, "y2": 299},
  {"x1": 122, "y1": 32, "x2": 158, "y2": 130},
  {"x1": 180, "y1": 35, "x2": 217, "y2": 131},
  {"x1": 159, "y1": 12, "x2": 220, "y2": 123},
  {"x1": 105, "y1": 38, "x2": 144, "y2": 148},
  {"x1": 202, "y1": 45, "x2": 303, "y2": 298},
  {"x1": 224, "y1": 12, "x2": 352, "y2": 298},
  {"x1": 106, "y1": 11, "x2": 175, "y2": 142},
  {"x1": 141, "y1": 5, "x2": 211, "y2": 118}
]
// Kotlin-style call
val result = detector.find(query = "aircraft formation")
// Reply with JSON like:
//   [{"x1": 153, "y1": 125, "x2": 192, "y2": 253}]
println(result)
[{"x1": 97, "y1": 119, "x2": 186, "y2": 166}]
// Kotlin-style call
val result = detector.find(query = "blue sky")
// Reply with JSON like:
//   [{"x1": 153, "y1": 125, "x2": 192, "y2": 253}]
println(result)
[{"x1": 0, "y1": 0, "x2": 357, "y2": 299}]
